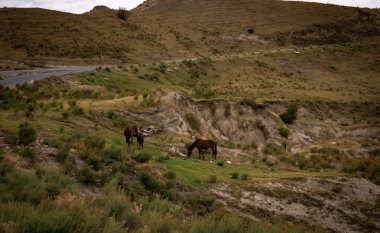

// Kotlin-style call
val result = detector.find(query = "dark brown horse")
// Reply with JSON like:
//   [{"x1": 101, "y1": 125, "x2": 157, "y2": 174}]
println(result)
[
  {"x1": 136, "y1": 132, "x2": 144, "y2": 148},
  {"x1": 124, "y1": 125, "x2": 138, "y2": 147},
  {"x1": 187, "y1": 139, "x2": 217, "y2": 160}
]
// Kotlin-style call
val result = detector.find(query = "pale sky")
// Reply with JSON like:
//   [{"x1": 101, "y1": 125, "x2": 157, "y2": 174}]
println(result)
[{"x1": 0, "y1": 0, "x2": 379, "y2": 14}]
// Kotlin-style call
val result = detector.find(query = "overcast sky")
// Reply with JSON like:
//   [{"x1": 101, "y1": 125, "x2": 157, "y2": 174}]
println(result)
[{"x1": 0, "y1": 0, "x2": 379, "y2": 14}]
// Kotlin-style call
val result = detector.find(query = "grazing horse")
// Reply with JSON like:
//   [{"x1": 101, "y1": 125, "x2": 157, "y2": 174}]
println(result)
[
  {"x1": 136, "y1": 132, "x2": 144, "y2": 148},
  {"x1": 124, "y1": 125, "x2": 138, "y2": 147},
  {"x1": 187, "y1": 139, "x2": 217, "y2": 160}
]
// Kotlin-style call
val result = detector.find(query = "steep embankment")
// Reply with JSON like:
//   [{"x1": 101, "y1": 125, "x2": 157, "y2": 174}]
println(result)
[{"x1": 126, "y1": 92, "x2": 380, "y2": 157}]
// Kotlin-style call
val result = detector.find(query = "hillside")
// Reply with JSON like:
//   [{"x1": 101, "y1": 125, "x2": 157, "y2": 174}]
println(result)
[
  {"x1": 0, "y1": 0, "x2": 379, "y2": 64},
  {"x1": 0, "y1": 1, "x2": 380, "y2": 233}
]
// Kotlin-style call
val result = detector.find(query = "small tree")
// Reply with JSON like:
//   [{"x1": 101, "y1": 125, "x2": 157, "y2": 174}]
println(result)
[
  {"x1": 18, "y1": 122, "x2": 36, "y2": 145},
  {"x1": 117, "y1": 7, "x2": 129, "y2": 20}
]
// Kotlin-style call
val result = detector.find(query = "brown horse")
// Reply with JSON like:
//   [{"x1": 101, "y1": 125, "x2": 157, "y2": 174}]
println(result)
[
  {"x1": 187, "y1": 139, "x2": 217, "y2": 160},
  {"x1": 136, "y1": 132, "x2": 144, "y2": 148},
  {"x1": 124, "y1": 125, "x2": 138, "y2": 147}
]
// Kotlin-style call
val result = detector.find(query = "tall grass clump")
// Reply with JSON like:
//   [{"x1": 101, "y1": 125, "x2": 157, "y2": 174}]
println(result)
[
  {"x1": 84, "y1": 135, "x2": 106, "y2": 150},
  {"x1": 18, "y1": 122, "x2": 36, "y2": 145},
  {"x1": 132, "y1": 151, "x2": 152, "y2": 163}
]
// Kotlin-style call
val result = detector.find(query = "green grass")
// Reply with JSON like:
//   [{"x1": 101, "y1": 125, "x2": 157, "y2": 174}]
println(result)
[{"x1": 162, "y1": 157, "x2": 342, "y2": 187}]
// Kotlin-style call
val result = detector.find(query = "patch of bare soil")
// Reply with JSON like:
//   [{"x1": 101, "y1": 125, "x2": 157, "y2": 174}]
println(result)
[{"x1": 211, "y1": 177, "x2": 380, "y2": 233}]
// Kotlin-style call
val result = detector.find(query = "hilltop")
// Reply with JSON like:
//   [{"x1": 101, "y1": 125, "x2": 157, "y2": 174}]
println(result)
[{"x1": 0, "y1": 0, "x2": 379, "y2": 64}]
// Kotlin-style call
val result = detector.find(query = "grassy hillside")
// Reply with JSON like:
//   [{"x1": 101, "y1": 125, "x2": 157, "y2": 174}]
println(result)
[
  {"x1": 0, "y1": 0, "x2": 379, "y2": 63},
  {"x1": 0, "y1": 1, "x2": 379, "y2": 232}
]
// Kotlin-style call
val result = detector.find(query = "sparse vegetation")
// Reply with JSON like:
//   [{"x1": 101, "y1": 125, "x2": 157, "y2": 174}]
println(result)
[
  {"x1": 132, "y1": 151, "x2": 152, "y2": 163},
  {"x1": 185, "y1": 113, "x2": 201, "y2": 132}
]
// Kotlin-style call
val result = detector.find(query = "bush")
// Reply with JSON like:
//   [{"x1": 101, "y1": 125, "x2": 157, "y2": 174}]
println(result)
[
  {"x1": 18, "y1": 122, "x2": 37, "y2": 145},
  {"x1": 84, "y1": 136, "x2": 105, "y2": 150},
  {"x1": 231, "y1": 172, "x2": 239, "y2": 179},
  {"x1": 278, "y1": 127, "x2": 290, "y2": 138},
  {"x1": 185, "y1": 113, "x2": 201, "y2": 132},
  {"x1": 63, "y1": 156, "x2": 76, "y2": 174},
  {"x1": 139, "y1": 172, "x2": 160, "y2": 191},
  {"x1": 107, "y1": 110, "x2": 115, "y2": 119},
  {"x1": 132, "y1": 151, "x2": 152, "y2": 163},
  {"x1": 117, "y1": 8, "x2": 129, "y2": 20},
  {"x1": 280, "y1": 104, "x2": 298, "y2": 124},
  {"x1": 77, "y1": 166, "x2": 97, "y2": 185},
  {"x1": 56, "y1": 148, "x2": 69, "y2": 163},
  {"x1": 103, "y1": 145, "x2": 123, "y2": 161}
]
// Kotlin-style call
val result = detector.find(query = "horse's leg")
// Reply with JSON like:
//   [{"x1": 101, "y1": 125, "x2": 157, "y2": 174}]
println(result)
[{"x1": 198, "y1": 148, "x2": 201, "y2": 159}]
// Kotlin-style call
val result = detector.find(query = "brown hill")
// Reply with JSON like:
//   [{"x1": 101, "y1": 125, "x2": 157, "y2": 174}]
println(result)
[{"x1": 0, "y1": 0, "x2": 379, "y2": 63}]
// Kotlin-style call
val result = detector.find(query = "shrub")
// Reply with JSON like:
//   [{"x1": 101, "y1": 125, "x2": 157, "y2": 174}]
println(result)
[
  {"x1": 231, "y1": 172, "x2": 239, "y2": 179},
  {"x1": 279, "y1": 127, "x2": 290, "y2": 138},
  {"x1": 84, "y1": 136, "x2": 105, "y2": 150},
  {"x1": 106, "y1": 110, "x2": 115, "y2": 119},
  {"x1": 185, "y1": 113, "x2": 201, "y2": 132},
  {"x1": 18, "y1": 122, "x2": 37, "y2": 145},
  {"x1": 241, "y1": 173, "x2": 249, "y2": 180},
  {"x1": 247, "y1": 28, "x2": 255, "y2": 34},
  {"x1": 217, "y1": 161, "x2": 224, "y2": 167},
  {"x1": 117, "y1": 8, "x2": 129, "y2": 20},
  {"x1": 263, "y1": 143, "x2": 284, "y2": 155},
  {"x1": 132, "y1": 151, "x2": 152, "y2": 163},
  {"x1": 280, "y1": 104, "x2": 298, "y2": 124},
  {"x1": 63, "y1": 156, "x2": 76, "y2": 174},
  {"x1": 77, "y1": 166, "x2": 97, "y2": 185},
  {"x1": 1, "y1": 170, "x2": 46, "y2": 204},
  {"x1": 103, "y1": 145, "x2": 123, "y2": 161},
  {"x1": 139, "y1": 172, "x2": 160, "y2": 191}
]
